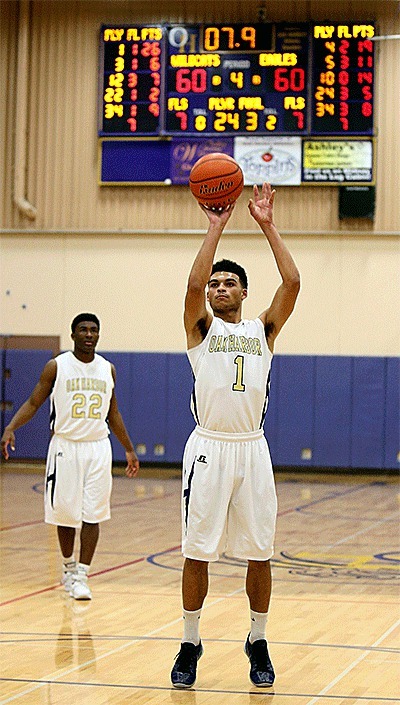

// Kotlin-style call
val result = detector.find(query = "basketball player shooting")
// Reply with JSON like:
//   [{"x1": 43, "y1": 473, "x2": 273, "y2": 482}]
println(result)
[{"x1": 171, "y1": 182, "x2": 300, "y2": 688}]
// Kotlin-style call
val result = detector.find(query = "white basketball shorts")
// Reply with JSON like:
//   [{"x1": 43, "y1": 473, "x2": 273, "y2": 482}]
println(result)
[
  {"x1": 44, "y1": 435, "x2": 112, "y2": 527},
  {"x1": 182, "y1": 426, "x2": 277, "y2": 562}
]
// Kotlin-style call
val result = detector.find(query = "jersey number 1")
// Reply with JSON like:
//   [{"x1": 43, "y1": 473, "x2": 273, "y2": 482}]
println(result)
[{"x1": 232, "y1": 355, "x2": 245, "y2": 392}]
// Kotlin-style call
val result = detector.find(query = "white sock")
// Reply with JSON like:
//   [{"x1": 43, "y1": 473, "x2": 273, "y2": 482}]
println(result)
[
  {"x1": 182, "y1": 608, "x2": 202, "y2": 646},
  {"x1": 62, "y1": 555, "x2": 76, "y2": 572},
  {"x1": 250, "y1": 610, "x2": 268, "y2": 643}
]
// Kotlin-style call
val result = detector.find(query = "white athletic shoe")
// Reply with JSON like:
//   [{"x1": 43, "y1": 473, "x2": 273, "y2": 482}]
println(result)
[
  {"x1": 61, "y1": 570, "x2": 76, "y2": 593},
  {"x1": 69, "y1": 571, "x2": 92, "y2": 600}
]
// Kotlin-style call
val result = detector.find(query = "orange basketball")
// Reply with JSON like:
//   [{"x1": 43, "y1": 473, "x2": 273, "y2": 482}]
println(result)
[{"x1": 189, "y1": 153, "x2": 244, "y2": 211}]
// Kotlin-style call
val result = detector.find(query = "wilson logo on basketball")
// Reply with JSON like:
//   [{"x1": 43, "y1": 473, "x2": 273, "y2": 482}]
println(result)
[{"x1": 199, "y1": 179, "x2": 234, "y2": 195}]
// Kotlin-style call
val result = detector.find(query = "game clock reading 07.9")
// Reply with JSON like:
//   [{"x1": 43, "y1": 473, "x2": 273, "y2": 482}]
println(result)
[{"x1": 99, "y1": 22, "x2": 375, "y2": 137}]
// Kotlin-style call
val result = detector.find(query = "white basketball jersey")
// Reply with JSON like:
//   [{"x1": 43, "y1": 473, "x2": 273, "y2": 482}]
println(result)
[
  {"x1": 50, "y1": 351, "x2": 114, "y2": 441},
  {"x1": 187, "y1": 317, "x2": 273, "y2": 433}
]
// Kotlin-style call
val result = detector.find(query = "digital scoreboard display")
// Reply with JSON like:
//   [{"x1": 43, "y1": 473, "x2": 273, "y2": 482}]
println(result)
[
  {"x1": 99, "y1": 22, "x2": 375, "y2": 137},
  {"x1": 101, "y1": 25, "x2": 163, "y2": 135}
]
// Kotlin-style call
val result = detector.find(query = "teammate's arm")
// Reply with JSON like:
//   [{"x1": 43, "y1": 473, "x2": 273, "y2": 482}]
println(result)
[
  {"x1": 107, "y1": 365, "x2": 139, "y2": 478},
  {"x1": 0, "y1": 359, "x2": 57, "y2": 459},
  {"x1": 184, "y1": 205, "x2": 234, "y2": 349},
  {"x1": 248, "y1": 183, "x2": 300, "y2": 351}
]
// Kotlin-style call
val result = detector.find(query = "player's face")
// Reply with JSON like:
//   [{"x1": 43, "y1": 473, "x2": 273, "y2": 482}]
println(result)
[
  {"x1": 71, "y1": 322, "x2": 100, "y2": 355},
  {"x1": 207, "y1": 272, "x2": 247, "y2": 313}
]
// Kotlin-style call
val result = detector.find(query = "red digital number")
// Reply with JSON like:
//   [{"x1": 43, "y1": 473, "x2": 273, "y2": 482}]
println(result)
[
  {"x1": 176, "y1": 68, "x2": 207, "y2": 93},
  {"x1": 358, "y1": 40, "x2": 373, "y2": 53},
  {"x1": 176, "y1": 111, "x2": 188, "y2": 130},
  {"x1": 274, "y1": 68, "x2": 305, "y2": 92},
  {"x1": 128, "y1": 73, "x2": 138, "y2": 88},
  {"x1": 340, "y1": 55, "x2": 350, "y2": 70},
  {"x1": 361, "y1": 102, "x2": 372, "y2": 117},
  {"x1": 292, "y1": 111, "x2": 304, "y2": 129},
  {"x1": 149, "y1": 87, "x2": 160, "y2": 102},
  {"x1": 148, "y1": 103, "x2": 160, "y2": 117},
  {"x1": 149, "y1": 57, "x2": 160, "y2": 71},
  {"x1": 362, "y1": 86, "x2": 373, "y2": 101},
  {"x1": 358, "y1": 72, "x2": 373, "y2": 84}
]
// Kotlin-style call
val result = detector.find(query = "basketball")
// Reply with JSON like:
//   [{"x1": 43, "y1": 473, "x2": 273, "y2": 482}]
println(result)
[{"x1": 189, "y1": 153, "x2": 244, "y2": 211}]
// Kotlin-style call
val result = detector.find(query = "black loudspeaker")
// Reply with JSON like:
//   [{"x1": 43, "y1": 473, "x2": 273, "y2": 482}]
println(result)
[{"x1": 339, "y1": 186, "x2": 375, "y2": 219}]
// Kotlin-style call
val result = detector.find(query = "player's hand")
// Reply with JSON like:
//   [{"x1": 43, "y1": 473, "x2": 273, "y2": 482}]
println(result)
[
  {"x1": 200, "y1": 202, "x2": 235, "y2": 227},
  {"x1": 1, "y1": 429, "x2": 16, "y2": 460},
  {"x1": 248, "y1": 182, "x2": 276, "y2": 227},
  {"x1": 125, "y1": 449, "x2": 140, "y2": 478}
]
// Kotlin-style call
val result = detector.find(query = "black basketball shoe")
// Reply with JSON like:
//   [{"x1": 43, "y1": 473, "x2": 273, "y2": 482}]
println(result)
[
  {"x1": 244, "y1": 634, "x2": 275, "y2": 687},
  {"x1": 171, "y1": 641, "x2": 203, "y2": 688}
]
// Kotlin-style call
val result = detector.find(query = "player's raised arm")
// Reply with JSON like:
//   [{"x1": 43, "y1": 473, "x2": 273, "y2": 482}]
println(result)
[
  {"x1": 184, "y1": 204, "x2": 234, "y2": 349},
  {"x1": 248, "y1": 183, "x2": 300, "y2": 350}
]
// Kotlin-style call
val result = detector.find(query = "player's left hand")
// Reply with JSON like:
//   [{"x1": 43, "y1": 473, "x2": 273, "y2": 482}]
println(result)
[
  {"x1": 125, "y1": 449, "x2": 140, "y2": 478},
  {"x1": 1, "y1": 429, "x2": 15, "y2": 460},
  {"x1": 248, "y1": 182, "x2": 276, "y2": 226}
]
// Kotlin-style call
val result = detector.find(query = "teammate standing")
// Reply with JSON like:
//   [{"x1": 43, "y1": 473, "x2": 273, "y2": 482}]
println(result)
[
  {"x1": 1, "y1": 313, "x2": 139, "y2": 600},
  {"x1": 171, "y1": 182, "x2": 300, "y2": 688}
]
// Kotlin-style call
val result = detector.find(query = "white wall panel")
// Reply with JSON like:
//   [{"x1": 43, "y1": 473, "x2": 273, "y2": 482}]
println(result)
[{"x1": 0, "y1": 1, "x2": 399, "y2": 355}]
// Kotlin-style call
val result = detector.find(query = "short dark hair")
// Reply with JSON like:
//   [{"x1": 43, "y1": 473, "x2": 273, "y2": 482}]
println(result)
[
  {"x1": 71, "y1": 313, "x2": 100, "y2": 333},
  {"x1": 210, "y1": 259, "x2": 248, "y2": 289}
]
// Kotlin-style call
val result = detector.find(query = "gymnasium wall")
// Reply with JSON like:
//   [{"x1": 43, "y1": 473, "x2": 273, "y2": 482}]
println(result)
[
  {"x1": 0, "y1": 1, "x2": 398, "y2": 469},
  {"x1": 0, "y1": 0, "x2": 399, "y2": 355},
  {"x1": 1, "y1": 347, "x2": 398, "y2": 469}
]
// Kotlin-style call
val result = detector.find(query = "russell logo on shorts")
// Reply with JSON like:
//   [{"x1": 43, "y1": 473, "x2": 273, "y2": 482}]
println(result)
[{"x1": 197, "y1": 455, "x2": 207, "y2": 463}]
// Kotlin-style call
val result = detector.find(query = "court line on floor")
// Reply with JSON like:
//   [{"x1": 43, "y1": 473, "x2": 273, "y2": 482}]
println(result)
[
  {"x1": 0, "y1": 554, "x2": 147, "y2": 607},
  {"x1": 0, "y1": 479, "x2": 374, "y2": 532},
  {"x1": 1, "y1": 678, "x2": 399, "y2": 702},
  {"x1": 0, "y1": 488, "x2": 174, "y2": 532},
  {"x1": 304, "y1": 616, "x2": 400, "y2": 705},
  {"x1": 0, "y1": 544, "x2": 181, "y2": 607},
  {"x1": 326, "y1": 510, "x2": 399, "y2": 549},
  {"x1": 0, "y1": 584, "x2": 246, "y2": 704},
  {"x1": 1, "y1": 633, "x2": 398, "y2": 655},
  {"x1": 278, "y1": 481, "x2": 376, "y2": 518}
]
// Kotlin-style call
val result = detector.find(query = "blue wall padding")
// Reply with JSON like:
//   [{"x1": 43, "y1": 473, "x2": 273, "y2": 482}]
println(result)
[
  {"x1": 129, "y1": 353, "x2": 169, "y2": 462},
  {"x1": 2, "y1": 350, "x2": 399, "y2": 470},
  {"x1": 263, "y1": 355, "x2": 279, "y2": 459},
  {"x1": 103, "y1": 352, "x2": 132, "y2": 462},
  {"x1": 351, "y1": 357, "x2": 386, "y2": 468},
  {"x1": 313, "y1": 356, "x2": 352, "y2": 467},
  {"x1": 384, "y1": 358, "x2": 399, "y2": 470},
  {"x1": 165, "y1": 354, "x2": 195, "y2": 462},
  {"x1": 3, "y1": 350, "x2": 53, "y2": 459},
  {"x1": 275, "y1": 356, "x2": 316, "y2": 466}
]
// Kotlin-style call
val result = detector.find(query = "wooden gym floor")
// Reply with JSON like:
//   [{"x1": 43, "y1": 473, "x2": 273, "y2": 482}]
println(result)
[{"x1": 0, "y1": 464, "x2": 399, "y2": 704}]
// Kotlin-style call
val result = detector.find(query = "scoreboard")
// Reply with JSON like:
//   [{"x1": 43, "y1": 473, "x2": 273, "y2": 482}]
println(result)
[{"x1": 99, "y1": 22, "x2": 375, "y2": 137}]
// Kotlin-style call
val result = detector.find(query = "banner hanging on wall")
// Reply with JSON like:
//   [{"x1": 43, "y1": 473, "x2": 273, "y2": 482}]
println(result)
[
  {"x1": 234, "y1": 136, "x2": 302, "y2": 185},
  {"x1": 302, "y1": 139, "x2": 374, "y2": 183}
]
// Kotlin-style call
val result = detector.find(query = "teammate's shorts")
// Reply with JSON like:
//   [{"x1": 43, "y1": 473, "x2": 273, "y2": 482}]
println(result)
[
  {"x1": 44, "y1": 435, "x2": 112, "y2": 527},
  {"x1": 182, "y1": 426, "x2": 277, "y2": 562}
]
